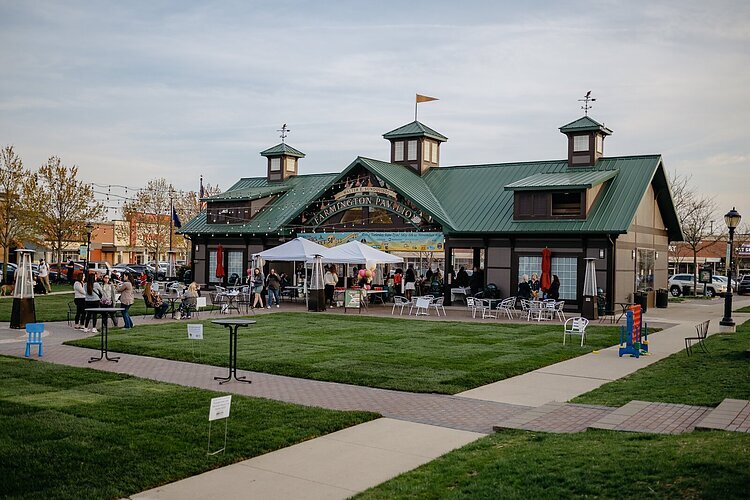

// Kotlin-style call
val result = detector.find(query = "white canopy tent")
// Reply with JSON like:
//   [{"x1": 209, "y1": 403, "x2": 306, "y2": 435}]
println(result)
[
  {"x1": 252, "y1": 237, "x2": 330, "y2": 263},
  {"x1": 324, "y1": 240, "x2": 404, "y2": 266}
]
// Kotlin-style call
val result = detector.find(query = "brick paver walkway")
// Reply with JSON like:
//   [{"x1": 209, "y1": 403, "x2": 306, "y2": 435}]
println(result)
[
  {"x1": 588, "y1": 400, "x2": 712, "y2": 434},
  {"x1": 0, "y1": 339, "x2": 527, "y2": 434},
  {"x1": 494, "y1": 401, "x2": 615, "y2": 433},
  {"x1": 696, "y1": 399, "x2": 750, "y2": 433}
]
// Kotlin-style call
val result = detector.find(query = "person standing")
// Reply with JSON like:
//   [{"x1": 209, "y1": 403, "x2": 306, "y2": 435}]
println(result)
[
  {"x1": 66, "y1": 259, "x2": 75, "y2": 284},
  {"x1": 73, "y1": 273, "x2": 86, "y2": 329},
  {"x1": 547, "y1": 275, "x2": 561, "y2": 300},
  {"x1": 404, "y1": 264, "x2": 416, "y2": 301},
  {"x1": 456, "y1": 266, "x2": 470, "y2": 287},
  {"x1": 251, "y1": 268, "x2": 264, "y2": 308},
  {"x1": 517, "y1": 274, "x2": 532, "y2": 300},
  {"x1": 266, "y1": 268, "x2": 281, "y2": 308},
  {"x1": 100, "y1": 274, "x2": 118, "y2": 327},
  {"x1": 530, "y1": 272, "x2": 541, "y2": 300},
  {"x1": 38, "y1": 259, "x2": 51, "y2": 293},
  {"x1": 469, "y1": 267, "x2": 484, "y2": 296},
  {"x1": 83, "y1": 273, "x2": 102, "y2": 333},
  {"x1": 116, "y1": 273, "x2": 135, "y2": 329},
  {"x1": 324, "y1": 265, "x2": 338, "y2": 307}
]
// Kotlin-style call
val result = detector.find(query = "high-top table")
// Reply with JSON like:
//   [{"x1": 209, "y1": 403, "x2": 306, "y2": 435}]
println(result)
[
  {"x1": 86, "y1": 307, "x2": 124, "y2": 363},
  {"x1": 211, "y1": 319, "x2": 256, "y2": 384}
]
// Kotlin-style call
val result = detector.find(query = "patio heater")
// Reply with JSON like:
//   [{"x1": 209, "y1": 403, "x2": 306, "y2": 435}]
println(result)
[
  {"x1": 581, "y1": 257, "x2": 599, "y2": 320},
  {"x1": 10, "y1": 249, "x2": 36, "y2": 329},
  {"x1": 308, "y1": 254, "x2": 326, "y2": 312}
]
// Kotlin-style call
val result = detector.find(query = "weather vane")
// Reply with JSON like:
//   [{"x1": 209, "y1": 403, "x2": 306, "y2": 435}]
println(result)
[
  {"x1": 578, "y1": 91, "x2": 596, "y2": 115},
  {"x1": 278, "y1": 123, "x2": 290, "y2": 143}
]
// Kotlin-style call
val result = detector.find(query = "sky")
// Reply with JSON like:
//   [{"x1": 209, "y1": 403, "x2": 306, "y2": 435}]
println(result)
[{"x1": 1, "y1": 0, "x2": 748, "y2": 226}]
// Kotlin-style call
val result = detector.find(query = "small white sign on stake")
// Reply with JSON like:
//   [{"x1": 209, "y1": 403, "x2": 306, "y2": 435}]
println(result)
[
  {"x1": 209, "y1": 395, "x2": 232, "y2": 421},
  {"x1": 207, "y1": 395, "x2": 232, "y2": 456},
  {"x1": 187, "y1": 323, "x2": 204, "y2": 340}
]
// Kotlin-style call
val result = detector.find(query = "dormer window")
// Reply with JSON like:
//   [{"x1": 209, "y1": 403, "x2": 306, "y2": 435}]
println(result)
[
  {"x1": 514, "y1": 190, "x2": 585, "y2": 219},
  {"x1": 596, "y1": 134, "x2": 603, "y2": 154},
  {"x1": 407, "y1": 140, "x2": 417, "y2": 160},
  {"x1": 394, "y1": 141, "x2": 404, "y2": 161},
  {"x1": 573, "y1": 135, "x2": 589, "y2": 152},
  {"x1": 285, "y1": 157, "x2": 295, "y2": 172},
  {"x1": 270, "y1": 158, "x2": 281, "y2": 171}
]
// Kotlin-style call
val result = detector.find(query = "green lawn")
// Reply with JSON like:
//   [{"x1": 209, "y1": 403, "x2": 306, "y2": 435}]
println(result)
[
  {"x1": 573, "y1": 319, "x2": 750, "y2": 407},
  {"x1": 356, "y1": 429, "x2": 750, "y2": 499},
  {"x1": 736, "y1": 304, "x2": 750, "y2": 313},
  {"x1": 0, "y1": 291, "x2": 215, "y2": 322},
  {"x1": 0, "y1": 355, "x2": 376, "y2": 499},
  {"x1": 68, "y1": 312, "x2": 622, "y2": 394}
]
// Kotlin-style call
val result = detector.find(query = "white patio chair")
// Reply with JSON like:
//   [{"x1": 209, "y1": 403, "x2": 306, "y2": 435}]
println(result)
[
  {"x1": 563, "y1": 317, "x2": 590, "y2": 346},
  {"x1": 392, "y1": 296, "x2": 410, "y2": 315},
  {"x1": 539, "y1": 300, "x2": 556, "y2": 321},
  {"x1": 499, "y1": 297, "x2": 516, "y2": 320},
  {"x1": 431, "y1": 297, "x2": 446, "y2": 317},
  {"x1": 466, "y1": 296, "x2": 479, "y2": 318},
  {"x1": 554, "y1": 301, "x2": 566, "y2": 322},
  {"x1": 413, "y1": 297, "x2": 431, "y2": 316}
]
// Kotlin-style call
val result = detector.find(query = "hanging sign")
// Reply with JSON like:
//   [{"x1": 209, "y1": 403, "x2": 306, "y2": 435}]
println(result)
[
  {"x1": 208, "y1": 395, "x2": 232, "y2": 421},
  {"x1": 307, "y1": 195, "x2": 422, "y2": 227},
  {"x1": 305, "y1": 231, "x2": 444, "y2": 252},
  {"x1": 187, "y1": 323, "x2": 204, "y2": 340}
]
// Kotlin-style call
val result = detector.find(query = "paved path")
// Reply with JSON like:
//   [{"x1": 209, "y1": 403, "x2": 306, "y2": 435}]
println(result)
[{"x1": 1, "y1": 295, "x2": 748, "y2": 499}]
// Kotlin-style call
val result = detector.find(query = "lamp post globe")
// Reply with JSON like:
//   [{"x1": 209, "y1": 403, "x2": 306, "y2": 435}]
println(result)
[{"x1": 719, "y1": 207, "x2": 741, "y2": 329}]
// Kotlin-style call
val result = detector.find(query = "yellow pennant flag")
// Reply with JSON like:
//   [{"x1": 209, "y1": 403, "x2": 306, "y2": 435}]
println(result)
[{"x1": 416, "y1": 94, "x2": 438, "y2": 103}]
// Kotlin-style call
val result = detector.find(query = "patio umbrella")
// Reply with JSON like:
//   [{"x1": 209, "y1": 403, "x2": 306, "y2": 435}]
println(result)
[
  {"x1": 215, "y1": 244, "x2": 225, "y2": 279},
  {"x1": 541, "y1": 247, "x2": 552, "y2": 291}
]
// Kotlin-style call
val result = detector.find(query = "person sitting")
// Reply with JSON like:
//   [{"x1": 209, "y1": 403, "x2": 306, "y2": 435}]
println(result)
[
  {"x1": 142, "y1": 282, "x2": 169, "y2": 319},
  {"x1": 178, "y1": 282, "x2": 199, "y2": 318},
  {"x1": 517, "y1": 274, "x2": 533, "y2": 300}
]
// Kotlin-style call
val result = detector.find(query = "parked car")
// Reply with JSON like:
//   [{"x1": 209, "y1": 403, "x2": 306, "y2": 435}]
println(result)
[
  {"x1": 86, "y1": 261, "x2": 112, "y2": 276},
  {"x1": 668, "y1": 273, "x2": 727, "y2": 297},
  {"x1": 0, "y1": 262, "x2": 17, "y2": 283},
  {"x1": 737, "y1": 275, "x2": 750, "y2": 295},
  {"x1": 50, "y1": 262, "x2": 85, "y2": 282}
]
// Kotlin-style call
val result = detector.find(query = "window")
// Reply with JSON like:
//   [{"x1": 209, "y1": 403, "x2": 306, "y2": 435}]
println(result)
[
  {"x1": 208, "y1": 251, "x2": 220, "y2": 283},
  {"x1": 573, "y1": 135, "x2": 589, "y2": 152},
  {"x1": 516, "y1": 190, "x2": 585, "y2": 219},
  {"x1": 431, "y1": 142, "x2": 438, "y2": 162},
  {"x1": 518, "y1": 255, "x2": 578, "y2": 300},
  {"x1": 285, "y1": 157, "x2": 295, "y2": 172},
  {"x1": 596, "y1": 134, "x2": 603, "y2": 154},
  {"x1": 394, "y1": 141, "x2": 404, "y2": 161},
  {"x1": 551, "y1": 191, "x2": 583, "y2": 216},
  {"x1": 423, "y1": 141, "x2": 431, "y2": 162},
  {"x1": 270, "y1": 158, "x2": 281, "y2": 171},
  {"x1": 227, "y1": 251, "x2": 243, "y2": 281},
  {"x1": 407, "y1": 140, "x2": 417, "y2": 160},
  {"x1": 636, "y1": 249, "x2": 655, "y2": 291}
]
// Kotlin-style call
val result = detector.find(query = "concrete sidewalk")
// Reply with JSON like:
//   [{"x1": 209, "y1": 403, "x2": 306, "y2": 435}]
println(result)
[{"x1": 1, "y1": 295, "x2": 747, "y2": 499}]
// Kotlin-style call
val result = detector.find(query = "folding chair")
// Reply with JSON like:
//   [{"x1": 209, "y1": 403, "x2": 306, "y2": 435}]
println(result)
[{"x1": 25, "y1": 323, "x2": 44, "y2": 357}]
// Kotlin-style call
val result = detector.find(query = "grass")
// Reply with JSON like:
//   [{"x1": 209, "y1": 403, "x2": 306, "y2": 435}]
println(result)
[
  {"x1": 356, "y1": 429, "x2": 750, "y2": 499},
  {"x1": 573, "y1": 319, "x2": 750, "y2": 407},
  {"x1": 735, "y1": 304, "x2": 750, "y2": 313},
  {"x1": 67, "y1": 312, "x2": 623, "y2": 394},
  {"x1": 0, "y1": 355, "x2": 376, "y2": 499},
  {"x1": 0, "y1": 289, "x2": 215, "y2": 322}
]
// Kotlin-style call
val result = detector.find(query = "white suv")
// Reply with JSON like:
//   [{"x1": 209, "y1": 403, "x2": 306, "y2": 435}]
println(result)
[{"x1": 668, "y1": 274, "x2": 727, "y2": 297}]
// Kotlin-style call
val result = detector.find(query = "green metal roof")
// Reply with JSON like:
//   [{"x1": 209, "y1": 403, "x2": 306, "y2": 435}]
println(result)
[
  {"x1": 259, "y1": 143, "x2": 306, "y2": 158},
  {"x1": 504, "y1": 169, "x2": 618, "y2": 191},
  {"x1": 207, "y1": 184, "x2": 289, "y2": 202},
  {"x1": 179, "y1": 173, "x2": 337, "y2": 236},
  {"x1": 382, "y1": 121, "x2": 448, "y2": 142},
  {"x1": 181, "y1": 155, "x2": 683, "y2": 241},
  {"x1": 559, "y1": 116, "x2": 613, "y2": 135},
  {"x1": 424, "y1": 155, "x2": 681, "y2": 239}
]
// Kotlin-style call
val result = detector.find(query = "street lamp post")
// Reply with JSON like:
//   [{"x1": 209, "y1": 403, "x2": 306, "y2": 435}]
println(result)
[
  {"x1": 84, "y1": 223, "x2": 94, "y2": 275},
  {"x1": 719, "y1": 207, "x2": 742, "y2": 330}
]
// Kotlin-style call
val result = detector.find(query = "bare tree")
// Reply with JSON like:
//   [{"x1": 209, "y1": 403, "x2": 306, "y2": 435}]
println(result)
[
  {"x1": 25, "y1": 157, "x2": 105, "y2": 268},
  {"x1": 669, "y1": 171, "x2": 719, "y2": 295},
  {"x1": 0, "y1": 146, "x2": 33, "y2": 283},
  {"x1": 173, "y1": 183, "x2": 221, "y2": 263},
  {"x1": 120, "y1": 178, "x2": 173, "y2": 264}
]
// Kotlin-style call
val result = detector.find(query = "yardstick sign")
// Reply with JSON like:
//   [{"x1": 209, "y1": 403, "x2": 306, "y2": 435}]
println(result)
[{"x1": 306, "y1": 185, "x2": 423, "y2": 228}]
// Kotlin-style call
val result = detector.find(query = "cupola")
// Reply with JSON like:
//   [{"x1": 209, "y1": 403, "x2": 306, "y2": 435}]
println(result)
[
  {"x1": 383, "y1": 121, "x2": 448, "y2": 176},
  {"x1": 559, "y1": 116, "x2": 612, "y2": 168}
]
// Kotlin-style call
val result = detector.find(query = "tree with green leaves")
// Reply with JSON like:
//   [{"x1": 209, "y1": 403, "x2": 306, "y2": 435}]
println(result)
[
  {"x1": 0, "y1": 146, "x2": 35, "y2": 283},
  {"x1": 25, "y1": 156, "x2": 105, "y2": 269}
]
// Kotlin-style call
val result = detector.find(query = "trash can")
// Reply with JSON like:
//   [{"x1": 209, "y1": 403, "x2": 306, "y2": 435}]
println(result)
[
  {"x1": 656, "y1": 289, "x2": 669, "y2": 308},
  {"x1": 633, "y1": 291, "x2": 647, "y2": 313}
]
